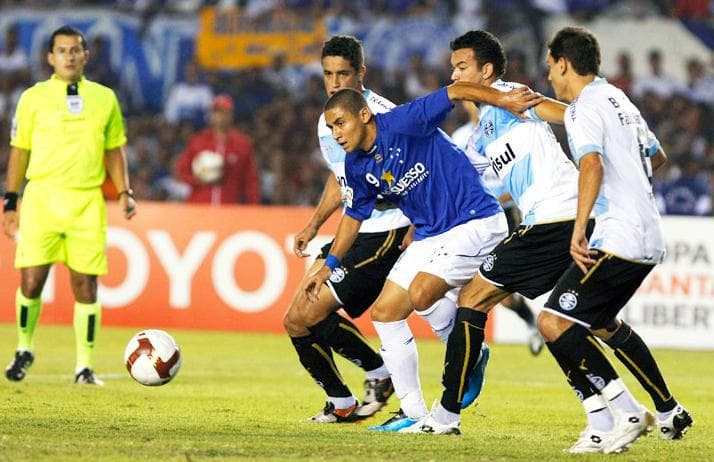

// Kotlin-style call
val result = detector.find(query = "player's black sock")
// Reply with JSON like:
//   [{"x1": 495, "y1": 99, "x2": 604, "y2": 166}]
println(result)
[
  {"x1": 510, "y1": 295, "x2": 535, "y2": 327},
  {"x1": 550, "y1": 323, "x2": 619, "y2": 392},
  {"x1": 545, "y1": 341, "x2": 598, "y2": 401},
  {"x1": 440, "y1": 308, "x2": 487, "y2": 414},
  {"x1": 290, "y1": 333, "x2": 351, "y2": 398},
  {"x1": 310, "y1": 312, "x2": 383, "y2": 372},
  {"x1": 604, "y1": 321, "x2": 676, "y2": 412}
]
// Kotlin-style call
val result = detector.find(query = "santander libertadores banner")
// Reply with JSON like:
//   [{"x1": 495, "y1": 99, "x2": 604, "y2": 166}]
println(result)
[{"x1": 1, "y1": 203, "x2": 712, "y2": 348}]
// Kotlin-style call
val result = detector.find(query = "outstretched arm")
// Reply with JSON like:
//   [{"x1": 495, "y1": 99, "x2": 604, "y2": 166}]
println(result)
[
  {"x1": 532, "y1": 97, "x2": 568, "y2": 125},
  {"x1": 446, "y1": 81, "x2": 542, "y2": 114}
]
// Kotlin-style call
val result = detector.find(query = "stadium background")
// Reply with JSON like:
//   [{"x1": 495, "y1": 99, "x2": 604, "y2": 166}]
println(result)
[{"x1": 0, "y1": 0, "x2": 712, "y2": 350}]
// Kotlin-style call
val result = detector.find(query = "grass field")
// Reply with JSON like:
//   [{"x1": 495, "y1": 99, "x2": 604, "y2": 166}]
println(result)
[{"x1": 0, "y1": 323, "x2": 711, "y2": 461}]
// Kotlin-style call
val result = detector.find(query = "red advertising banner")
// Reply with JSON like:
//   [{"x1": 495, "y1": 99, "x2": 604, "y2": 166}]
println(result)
[{"x1": 0, "y1": 203, "x2": 495, "y2": 340}]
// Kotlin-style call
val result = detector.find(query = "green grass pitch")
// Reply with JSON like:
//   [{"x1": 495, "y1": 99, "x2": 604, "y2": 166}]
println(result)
[{"x1": 1, "y1": 323, "x2": 711, "y2": 461}]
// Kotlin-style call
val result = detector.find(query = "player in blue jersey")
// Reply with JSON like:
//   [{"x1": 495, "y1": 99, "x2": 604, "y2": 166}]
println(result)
[
  {"x1": 303, "y1": 82, "x2": 541, "y2": 432},
  {"x1": 284, "y1": 36, "x2": 407, "y2": 424}
]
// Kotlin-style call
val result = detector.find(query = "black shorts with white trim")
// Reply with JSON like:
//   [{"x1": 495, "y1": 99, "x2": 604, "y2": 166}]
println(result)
[
  {"x1": 544, "y1": 251, "x2": 655, "y2": 329},
  {"x1": 478, "y1": 219, "x2": 595, "y2": 299},
  {"x1": 318, "y1": 226, "x2": 409, "y2": 318}
]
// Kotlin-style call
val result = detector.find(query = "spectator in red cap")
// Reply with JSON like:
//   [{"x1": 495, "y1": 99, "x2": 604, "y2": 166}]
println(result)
[{"x1": 176, "y1": 93, "x2": 260, "y2": 204}]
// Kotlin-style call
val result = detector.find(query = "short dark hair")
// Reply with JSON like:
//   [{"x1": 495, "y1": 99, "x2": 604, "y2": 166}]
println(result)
[
  {"x1": 450, "y1": 30, "x2": 506, "y2": 79},
  {"x1": 48, "y1": 25, "x2": 86, "y2": 52},
  {"x1": 547, "y1": 27, "x2": 600, "y2": 76},
  {"x1": 321, "y1": 35, "x2": 364, "y2": 71},
  {"x1": 324, "y1": 88, "x2": 368, "y2": 116}
]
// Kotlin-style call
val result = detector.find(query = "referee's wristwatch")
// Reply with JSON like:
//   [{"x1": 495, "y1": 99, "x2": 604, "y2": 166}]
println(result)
[{"x1": 118, "y1": 189, "x2": 135, "y2": 200}]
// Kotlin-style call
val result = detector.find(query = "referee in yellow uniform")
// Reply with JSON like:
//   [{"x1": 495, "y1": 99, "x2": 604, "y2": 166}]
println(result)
[{"x1": 3, "y1": 25, "x2": 136, "y2": 384}]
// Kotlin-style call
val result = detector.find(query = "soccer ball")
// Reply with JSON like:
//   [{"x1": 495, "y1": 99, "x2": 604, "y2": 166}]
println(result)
[
  {"x1": 191, "y1": 149, "x2": 224, "y2": 184},
  {"x1": 124, "y1": 329, "x2": 182, "y2": 386}
]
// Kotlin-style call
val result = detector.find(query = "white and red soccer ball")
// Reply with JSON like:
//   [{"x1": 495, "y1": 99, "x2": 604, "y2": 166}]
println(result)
[{"x1": 124, "y1": 329, "x2": 181, "y2": 386}]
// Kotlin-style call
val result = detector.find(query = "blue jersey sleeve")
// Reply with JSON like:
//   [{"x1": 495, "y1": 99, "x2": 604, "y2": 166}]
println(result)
[
  {"x1": 378, "y1": 87, "x2": 453, "y2": 136},
  {"x1": 344, "y1": 157, "x2": 378, "y2": 221}
]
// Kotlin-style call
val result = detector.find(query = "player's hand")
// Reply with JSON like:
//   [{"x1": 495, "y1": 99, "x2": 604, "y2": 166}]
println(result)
[
  {"x1": 294, "y1": 225, "x2": 317, "y2": 258},
  {"x1": 3, "y1": 211, "x2": 18, "y2": 240},
  {"x1": 303, "y1": 265, "x2": 332, "y2": 303},
  {"x1": 570, "y1": 227, "x2": 597, "y2": 274},
  {"x1": 500, "y1": 87, "x2": 542, "y2": 115},
  {"x1": 399, "y1": 225, "x2": 415, "y2": 251},
  {"x1": 120, "y1": 194, "x2": 137, "y2": 220}
]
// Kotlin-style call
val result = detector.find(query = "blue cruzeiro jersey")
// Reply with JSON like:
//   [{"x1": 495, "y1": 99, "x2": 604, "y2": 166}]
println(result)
[{"x1": 344, "y1": 87, "x2": 502, "y2": 241}]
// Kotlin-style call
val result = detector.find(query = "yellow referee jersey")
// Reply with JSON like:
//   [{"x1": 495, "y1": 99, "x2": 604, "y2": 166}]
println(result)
[{"x1": 10, "y1": 74, "x2": 126, "y2": 189}]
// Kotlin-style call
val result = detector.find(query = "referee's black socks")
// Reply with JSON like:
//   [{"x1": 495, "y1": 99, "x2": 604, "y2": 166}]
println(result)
[
  {"x1": 290, "y1": 333, "x2": 351, "y2": 398},
  {"x1": 604, "y1": 321, "x2": 676, "y2": 412},
  {"x1": 440, "y1": 308, "x2": 487, "y2": 414},
  {"x1": 309, "y1": 312, "x2": 384, "y2": 372}
]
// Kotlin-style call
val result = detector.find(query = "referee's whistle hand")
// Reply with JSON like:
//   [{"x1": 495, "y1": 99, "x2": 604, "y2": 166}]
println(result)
[
  {"x1": 3, "y1": 212, "x2": 18, "y2": 240},
  {"x1": 121, "y1": 196, "x2": 137, "y2": 220}
]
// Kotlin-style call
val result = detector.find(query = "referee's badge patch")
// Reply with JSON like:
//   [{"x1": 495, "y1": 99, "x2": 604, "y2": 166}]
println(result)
[
  {"x1": 329, "y1": 267, "x2": 345, "y2": 284},
  {"x1": 558, "y1": 292, "x2": 578, "y2": 311},
  {"x1": 482, "y1": 254, "x2": 495, "y2": 272},
  {"x1": 66, "y1": 95, "x2": 83, "y2": 114}
]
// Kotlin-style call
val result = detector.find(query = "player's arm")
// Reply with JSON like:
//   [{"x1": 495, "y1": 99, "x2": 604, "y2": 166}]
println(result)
[
  {"x1": 3, "y1": 147, "x2": 29, "y2": 239},
  {"x1": 650, "y1": 148, "x2": 667, "y2": 172},
  {"x1": 571, "y1": 152, "x2": 602, "y2": 273},
  {"x1": 303, "y1": 213, "x2": 362, "y2": 303},
  {"x1": 530, "y1": 97, "x2": 568, "y2": 125},
  {"x1": 294, "y1": 173, "x2": 343, "y2": 257},
  {"x1": 105, "y1": 146, "x2": 136, "y2": 219},
  {"x1": 446, "y1": 81, "x2": 542, "y2": 114}
]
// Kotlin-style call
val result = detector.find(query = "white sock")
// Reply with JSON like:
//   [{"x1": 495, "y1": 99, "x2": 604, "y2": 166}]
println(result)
[
  {"x1": 329, "y1": 395, "x2": 357, "y2": 409},
  {"x1": 583, "y1": 394, "x2": 614, "y2": 432},
  {"x1": 365, "y1": 364, "x2": 390, "y2": 380},
  {"x1": 657, "y1": 403, "x2": 680, "y2": 421},
  {"x1": 373, "y1": 319, "x2": 427, "y2": 419},
  {"x1": 416, "y1": 297, "x2": 457, "y2": 343},
  {"x1": 602, "y1": 378, "x2": 641, "y2": 413},
  {"x1": 432, "y1": 402, "x2": 460, "y2": 426}
]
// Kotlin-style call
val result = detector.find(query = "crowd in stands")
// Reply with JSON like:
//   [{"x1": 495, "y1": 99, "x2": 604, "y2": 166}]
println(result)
[{"x1": 0, "y1": 0, "x2": 712, "y2": 215}]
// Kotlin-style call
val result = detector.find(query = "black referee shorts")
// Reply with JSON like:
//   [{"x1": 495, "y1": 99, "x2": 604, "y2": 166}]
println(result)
[
  {"x1": 544, "y1": 251, "x2": 655, "y2": 329},
  {"x1": 478, "y1": 219, "x2": 595, "y2": 299},
  {"x1": 318, "y1": 226, "x2": 409, "y2": 318}
]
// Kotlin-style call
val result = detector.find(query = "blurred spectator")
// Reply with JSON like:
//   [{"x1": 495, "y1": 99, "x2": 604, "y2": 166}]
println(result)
[
  {"x1": 176, "y1": 94, "x2": 260, "y2": 204},
  {"x1": 504, "y1": 49, "x2": 535, "y2": 90},
  {"x1": 684, "y1": 58, "x2": 714, "y2": 104},
  {"x1": 0, "y1": 24, "x2": 28, "y2": 77},
  {"x1": 84, "y1": 35, "x2": 118, "y2": 89},
  {"x1": 164, "y1": 61, "x2": 214, "y2": 128},
  {"x1": 632, "y1": 49, "x2": 685, "y2": 99},
  {"x1": 657, "y1": 157, "x2": 712, "y2": 215},
  {"x1": 609, "y1": 51, "x2": 634, "y2": 95}
]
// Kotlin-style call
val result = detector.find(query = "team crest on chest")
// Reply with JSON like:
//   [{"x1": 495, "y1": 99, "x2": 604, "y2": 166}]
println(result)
[{"x1": 484, "y1": 120, "x2": 495, "y2": 137}]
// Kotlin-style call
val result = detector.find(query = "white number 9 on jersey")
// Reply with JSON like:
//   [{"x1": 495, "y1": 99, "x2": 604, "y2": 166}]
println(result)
[{"x1": 365, "y1": 173, "x2": 380, "y2": 187}]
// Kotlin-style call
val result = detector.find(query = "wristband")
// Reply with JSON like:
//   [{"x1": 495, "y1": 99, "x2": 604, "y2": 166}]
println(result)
[
  {"x1": 118, "y1": 189, "x2": 135, "y2": 199},
  {"x1": 324, "y1": 254, "x2": 341, "y2": 271},
  {"x1": 3, "y1": 192, "x2": 18, "y2": 212}
]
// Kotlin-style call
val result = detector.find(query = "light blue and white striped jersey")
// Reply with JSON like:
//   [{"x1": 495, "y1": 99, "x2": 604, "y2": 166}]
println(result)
[
  {"x1": 467, "y1": 80, "x2": 579, "y2": 225},
  {"x1": 566, "y1": 78, "x2": 664, "y2": 263},
  {"x1": 318, "y1": 89, "x2": 411, "y2": 233}
]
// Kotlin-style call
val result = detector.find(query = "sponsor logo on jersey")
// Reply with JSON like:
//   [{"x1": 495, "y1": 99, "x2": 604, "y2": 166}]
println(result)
[
  {"x1": 482, "y1": 254, "x2": 495, "y2": 272},
  {"x1": 558, "y1": 291, "x2": 578, "y2": 311},
  {"x1": 491, "y1": 142, "x2": 517, "y2": 174},
  {"x1": 329, "y1": 267, "x2": 346, "y2": 283},
  {"x1": 484, "y1": 120, "x2": 495, "y2": 137},
  {"x1": 374, "y1": 153, "x2": 383, "y2": 163},
  {"x1": 384, "y1": 162, "x2": 429, "y2": 196}
]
